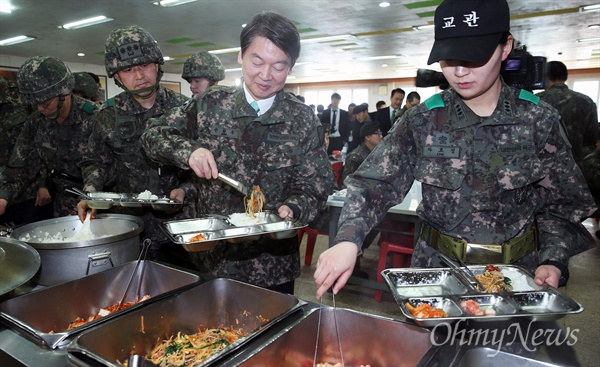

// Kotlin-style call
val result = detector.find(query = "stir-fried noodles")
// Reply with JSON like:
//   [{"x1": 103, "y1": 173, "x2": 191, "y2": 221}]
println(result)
[
  {"x1": 244, "y1": 185, "x2": 265, "y2": 219},
  {"x1": 475, "y1": 264, "x2": 513, "y2": 293}
]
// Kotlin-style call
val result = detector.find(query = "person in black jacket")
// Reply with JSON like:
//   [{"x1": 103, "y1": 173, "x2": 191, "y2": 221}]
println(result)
[{"x1": 320, "y1": 93, "x2": 350, "y2": 154}]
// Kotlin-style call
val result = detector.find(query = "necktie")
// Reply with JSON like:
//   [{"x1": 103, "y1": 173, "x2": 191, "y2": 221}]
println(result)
[
  {"x1": 250, "y1": 101, "x2": 260, "y2": 113},
  {"x1": 391, "y1": 109, "x2": 396, "y2": 122},
  {"x1": 331, "y1": 110, "x2": 337, "y2": 132}
]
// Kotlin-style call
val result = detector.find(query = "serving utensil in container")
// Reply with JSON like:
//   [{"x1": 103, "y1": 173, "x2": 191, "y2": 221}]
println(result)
[
  {"x1": 438, "y1": 252, "x2": 485, "y2": 291},
  {"x1": 218, "y1": 173, "x2": 249, "y2": 195}
]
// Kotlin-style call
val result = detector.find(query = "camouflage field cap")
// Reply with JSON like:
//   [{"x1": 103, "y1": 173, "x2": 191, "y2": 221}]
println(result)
[
  {"x1": 17, "y1": 56, "x2": 74, "y2": 105},
  {"x1": 73, "y1": 72, "x2": 99, "y2": 100},
  {"x1": 181, "y1": 51, "x2": 225, "y2": 82},
  {"x1": 104, "y1": 25, "x2": 164, "y2": 78}
]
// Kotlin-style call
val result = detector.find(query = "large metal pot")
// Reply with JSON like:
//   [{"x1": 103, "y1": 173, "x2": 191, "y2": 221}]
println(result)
[{"x1": 10, "y1": 214, "x2": 144, "y2": 286}]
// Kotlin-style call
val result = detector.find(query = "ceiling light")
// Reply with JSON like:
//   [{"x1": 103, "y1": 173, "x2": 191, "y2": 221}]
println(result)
[
  {"x1": 209, "y1": 47, "x2": 241, "y2": 54},
  {"x1": 300, "y1": 34, "x2": 353, "y2": 44},
  {"x1": 580, "y1": 4, "x2": 600, "y2": 12},
  {"x1": 0, "y1": 4, "x2": 12, "y2": 13},
  {"x1": 379, "y1": 2, "x2": 391, "y2": 7},
  {"x1": 62, "y1": 16, "x2": 113, "y2": 30},
  {"x1": 163, "y1": 56, "x2": 174, "y2": 61},
  {"x1": 589, "y1": 24, "x2": 600, "y2": 29},
  {"x1": 225, "y1": 67, "x2": 242, "y2": 72},
  {"x1": 577, "y1": 37, "x2": 600, "y2": 43},
  {"x1": 382, "y1": 64, "x2": 389, "y2": 67},
  {"x1": 77, "y1": 53, "x2": 85, "y2": 57},
  {"x1": 0, "y1": 35, "x2": 36, "y2": 46},
  {"x1": 152, "y1": 0, "x2": 198, "y2": 7},
  {"x1": 412, "y1": 24, "x2": 435, "y2": 31},
  {"x1": 355, "y1": 55, "x2": 401, "y2": 61}
]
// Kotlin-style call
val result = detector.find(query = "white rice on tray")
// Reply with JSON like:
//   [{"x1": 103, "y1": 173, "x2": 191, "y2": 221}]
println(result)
[
  {"x1": 137, "y1": 190, "x2": 158, "y2": 200},
  {"x1": 228, "y1": 212, "x2": 268, "y2": 226},
  {"x1": 501, "y1": 267, "x2": 539, "y2": 291}
]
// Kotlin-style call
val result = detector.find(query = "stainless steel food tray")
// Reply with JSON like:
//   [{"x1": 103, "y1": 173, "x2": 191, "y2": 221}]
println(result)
[
  {"x1": 67, "y1": 278, "x2": 305, "y2": 367},
  {"x1": 83, "y1": 191, "x2": 180, "y2": 211},
  {"x1": 161, "y1": 212, "x2": 307, "y2": 252},
  {"x1": 382, "y1": 265, "x2": 583, "y2": 327},
  {"x1": 0, "y1": 261, "x2": 200, "y2": 349},
  {"x1": 239, "y1": 307, "x2": 437, "y2": 366}
]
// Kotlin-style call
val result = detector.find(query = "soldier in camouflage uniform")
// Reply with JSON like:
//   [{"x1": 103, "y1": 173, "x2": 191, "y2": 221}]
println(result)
[
  {"x1": 0, "y1": 56, "x2": 98, "y2": 218},
  {"x1": 181, "y1": 51, "x2": 225, "y2": 97},
  {"x1": 142, "y1": 12, "x2": 333, "y2": 293},
  {"x1": 341, "y1": 121, "x2": 382, "y2": 185},
  {"x1": 77, "y1": 25, "x2": 191, "y2": 261},
  {"x1": 314, "y1": 0, "x2": 597, "y2": 299},
  {"x1": 73, "y1": 72, "x2": 100, "y2": 103},
  {"x1": 0, "y1": 76, "x2": 53, "y2": 225}
]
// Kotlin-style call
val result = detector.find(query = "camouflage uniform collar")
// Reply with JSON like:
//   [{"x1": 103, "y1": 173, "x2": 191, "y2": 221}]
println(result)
[
  {"x1": 113, "y1": 85, "x2": 169, "y2": 114},
  {"x1": 235, "y1": 87, "x2": 285, "y2": 125},
  {"x1": 447, "y1": 82, "x2": 517, "y2": 129},
  {"x1": 548, "y1": 83, "x2": 568, "y2": 90}
]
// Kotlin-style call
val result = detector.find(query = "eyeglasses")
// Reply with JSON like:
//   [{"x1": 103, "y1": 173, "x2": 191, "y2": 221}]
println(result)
[
  {"x1": 373, "y1": 130, "x2": 383, "y2": 136},
  {"x1": 36, "y1": 97, "x2": 55, "y2": 110}
]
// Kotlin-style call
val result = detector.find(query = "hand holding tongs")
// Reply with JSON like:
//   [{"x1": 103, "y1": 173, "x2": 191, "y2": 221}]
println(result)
[
  {"x1": 438, "y1": 251, "x2": 486, "y2": 292},
  {"x1": 217, "y1": 173, "x2": 250, "y2": 196}
]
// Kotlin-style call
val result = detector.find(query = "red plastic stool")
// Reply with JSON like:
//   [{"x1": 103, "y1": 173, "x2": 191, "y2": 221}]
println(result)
[
  {"x1": 298, "y1": 227, "x2": 328, "y2": 266},
  {"x1": 375, "y1": 239, "x2": 414, "y2": 302}
]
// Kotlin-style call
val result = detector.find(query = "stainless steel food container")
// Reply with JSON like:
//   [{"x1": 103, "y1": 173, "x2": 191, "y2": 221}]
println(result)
[
  {"x1": 0, "y1": 261, "x2": 200, "y2": 349},
  {"x1": 0, "y1": 237, "x2": 40, "y2": 299},
  {"x1": 10, "y1": 214, "x2": 144, "y2": 285},
  {"x1": 67, "y1": 278, "x2": 304, "y2": 367},
  {"x1": 239, "y1": 308, "x2": 436, "y2": 366}
]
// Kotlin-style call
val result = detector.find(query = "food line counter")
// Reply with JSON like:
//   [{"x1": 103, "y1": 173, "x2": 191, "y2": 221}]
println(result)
[{"x1": 0, "y1": 279, "x2": 584, "y2": 367}]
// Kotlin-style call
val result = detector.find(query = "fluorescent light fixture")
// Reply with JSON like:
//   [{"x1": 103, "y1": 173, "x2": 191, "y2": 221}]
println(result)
[
  {"x1": 300, "y1": 34, "x2": 353, "y2": 44},
  {"x1": 413, "y1": 24, "x2": 435, "y2": 31},
  {"x1": 355, "y1": 55, "x2": 401, "y2": 61},
  {"x1": 153, "y1": 0, "x2": 197, "y2": 7},
  {"x1": 589, "y1": 24, "x2": 600, "y2": 29},
  {"x1": 209, "y1": 47, "x2": 241, "y2": 54},
  {"x1": 77, "y1": 52, "x2": 85, "y2": 57},
  {"x1": 580, "y1": 4, "x2": 600, "y2": 12},
  {"x1": 0, "y1": 3, "x2": 12, "y2": 13},
  {"x1": 62, "y1": 16, "x2": 113, "y2": 30},
  {"x1": 163, "y1": 56, "x2": 174, "y2": 61},
  {"x1": 577, "y1": 37, "x2": 600, "y2": 43},
  {"x1": 379, "y1": 2, "x2": 391, "y2": 7},
  {"x1": 225, "y1": 67, "x2": 242, "y2": 73},
  {"x1": 0, "y1": 35, "x2": 36, "y2": 46}
]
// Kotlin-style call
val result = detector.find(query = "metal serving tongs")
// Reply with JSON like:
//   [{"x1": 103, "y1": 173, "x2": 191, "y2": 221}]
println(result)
[
  {"x1": 116, "y1": 239, "x2": 151, "y2": 311},
  {"x1": 313, "y1": 292, "x2": 345, "y2": 367},
  {"x1": 438, "y1": 251, "x2": 486, "y2": 292},
  {"x1": 218, "y1": 173, "x2": 250, "y2": 196},
  {"x1": 65, "y1": 187, "x2": 91, "y2": 200}
]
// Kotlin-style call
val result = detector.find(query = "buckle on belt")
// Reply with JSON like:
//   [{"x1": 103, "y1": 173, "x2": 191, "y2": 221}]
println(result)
[{"x1": 464, "y1": 243, "x2": 503, "y2": 264}]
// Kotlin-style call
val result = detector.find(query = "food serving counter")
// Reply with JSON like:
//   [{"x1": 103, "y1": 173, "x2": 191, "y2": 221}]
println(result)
[{"x1": 0, "y1": 280, "x2": 584, "y2": 366}]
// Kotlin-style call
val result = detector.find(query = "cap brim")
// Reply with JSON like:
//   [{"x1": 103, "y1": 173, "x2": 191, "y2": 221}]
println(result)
[{"x1": 427, "y1": 33, "x2": 503, "y2": 65}]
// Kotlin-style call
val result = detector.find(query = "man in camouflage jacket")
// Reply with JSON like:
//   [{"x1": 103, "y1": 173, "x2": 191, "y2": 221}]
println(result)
[
  {"x1": 78, "y1": 26, "x2": 191, "y2": 260},
  {"x1": 0, "y1": 57, "x2": 97, "y2": 218},
  {"x1": 314, "y1": 0, "x2": 596, "y2": 298},
  {"x1": 142, "y1": 12, "x2": 333, "y2": 293}
]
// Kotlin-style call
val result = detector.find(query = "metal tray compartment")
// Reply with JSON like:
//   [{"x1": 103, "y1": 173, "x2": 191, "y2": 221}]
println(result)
[
  {"x1": 404, "y1": 297, "x2": 463, "y2": 319},
  {"x1": 239, "y1": 308, "x2": 435, "y2": 367},
  {"x1": 467, "y1": 265, "x2": 543, "y2": 292},
  {"x1": 67, "y1": 278, "x2": 304, "y2": 367},
  {"x1": 161, "y1": 214, "x2": 306, "y2": 252},
  {"x1": 511, "y1": 291, "x2": 583, "y2": 317},
  {"x1": 0, "y1": 261, "x2": 200, "y2": 349},
  {"x1": 84, "y1": 192, "x2": 179, "y2": 211},
  {"x1": 456, "y1": 295, "x2": 518, "y2": 320},
  {"x1": 387, "y1": 268, "x2": 470, "y2": 298}
]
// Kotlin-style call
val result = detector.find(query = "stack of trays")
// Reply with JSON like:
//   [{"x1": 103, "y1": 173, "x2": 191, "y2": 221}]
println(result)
[
  {"x1": 161, "y1": 212, "x2": 307, "y2": 252},
  {"x1": 0, "y1": 261, "x2": 200, "y2": 349},
  {"x1": 83, "y1": 192, "x2": 179, "y2": 211},
  {"x1": 382, "y1": 265, "x2": 583, "y2": 327}
]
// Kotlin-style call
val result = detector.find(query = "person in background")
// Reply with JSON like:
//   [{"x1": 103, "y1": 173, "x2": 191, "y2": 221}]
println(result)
[
  {"x1": 341, "y1": 120, "x2": 384, "y2": 278},
  {"x1": 141, "y1": 11, "x2": 333, "y2": 294},
  {"x1": 314, "y1": 0, "x2": 596, "y2": 299},
  {"x1": 0, "y1": 76, "x2": 52, "y2": 225},
  {"x1": 348, "y1": 103, "x2": 370, "y2": 152},
  {"x1": 73, "y1": 72, "x2": 101, "y2": 103},
  {"x1": 317, "y1": 104, "x2": 325, "y2": 120},
  {"x1": 395, "y1": 91, "x2": 421, "y2": 123},
  {"x1": 376, "y1": 100, "x2": 387, "y2": 110},
  {"x1": 182, "y1": 51, "x2": 225, "y2": 97},
  {"x1": 77, "y1": 25, "x2": 191, "y2": 262},
  {"x1": 376, "y1": 87, "x2": 405, "y2": 137},
  {"x1": 536, "y1": 61, "x2": 598, "y2": 167},
  {"x1": 0, "y1": 56, "x2": 98, "y2": 218},
  {"x1": 320, "y1": 93, "x2": 350, "y2": 155},
  {"x1": 86, "y1": 72, "x2": 105, "y2": 104}
]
